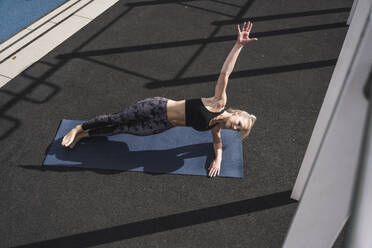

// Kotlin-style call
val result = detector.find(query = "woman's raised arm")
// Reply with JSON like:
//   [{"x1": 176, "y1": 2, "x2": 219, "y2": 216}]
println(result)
[
  {"x1": 214, "y1": 21, "x2": 258, "y2": 100},
  {"x1": 221, "y1": 21, "x2": 258, "y2": 74}
]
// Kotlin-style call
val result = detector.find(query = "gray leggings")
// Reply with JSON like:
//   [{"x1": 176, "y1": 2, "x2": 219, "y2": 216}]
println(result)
[{"x1": 82, "y1": 97, "x2": 174, "y2": 136}]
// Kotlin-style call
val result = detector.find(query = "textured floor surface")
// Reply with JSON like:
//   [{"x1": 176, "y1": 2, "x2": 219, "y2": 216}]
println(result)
[{"x1": 0, "y1": 0, "x2": 352, "y2": 247}]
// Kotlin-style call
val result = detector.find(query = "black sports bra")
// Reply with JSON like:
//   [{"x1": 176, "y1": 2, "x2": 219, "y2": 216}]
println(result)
[{"x1": 185, "y1": 98, "x2": 226, "y2": 131}]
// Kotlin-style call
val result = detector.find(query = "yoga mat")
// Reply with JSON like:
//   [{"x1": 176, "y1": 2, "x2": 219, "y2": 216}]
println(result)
[
  {"x1": 0, "y1": 0, "x2": 68, "y2": 43},
  {"x1": 43, "y1": 119, "x2": 244, "y2": 178}
]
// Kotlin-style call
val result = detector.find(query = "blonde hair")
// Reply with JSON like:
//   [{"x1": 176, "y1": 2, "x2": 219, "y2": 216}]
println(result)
[{"x1": 226, "y1": 108, "x2": 257, "y2": 140}]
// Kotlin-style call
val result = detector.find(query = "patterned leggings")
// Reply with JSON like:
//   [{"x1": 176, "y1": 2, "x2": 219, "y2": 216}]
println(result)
[{"x1": 81, "y1": 97, "x2": 174, "y2": 136}]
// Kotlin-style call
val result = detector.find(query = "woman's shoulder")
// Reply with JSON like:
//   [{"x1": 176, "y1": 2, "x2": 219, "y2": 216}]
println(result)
[
  {"x1": 203, "y1": 96, "x2": 227, "y2": 112},
  {"x1": 214, "y1": 96, "x2": 227, "y2": 109}
]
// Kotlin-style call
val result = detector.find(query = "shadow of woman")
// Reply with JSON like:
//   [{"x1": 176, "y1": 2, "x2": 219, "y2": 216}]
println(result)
[{"x1": 38, "y1": 136, "x2": 216, "y2": 176}]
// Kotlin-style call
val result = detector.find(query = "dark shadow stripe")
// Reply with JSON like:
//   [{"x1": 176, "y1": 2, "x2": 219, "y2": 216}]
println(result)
[
  {"x1": 14, "y1": 190, "x2": 296, "y2": 248},
  {"x1": 212, "y1": 7, "x2": 351, "y2": 25},
  {"x1": 175, "y1": 2, "x2": 236, "y2": 18},
  {"x1": 145, "y1": 59, "x2": 338, "y2": 89},
  {"x1": 125, "y1": 0, "x2": 201, "y2": 7},
  {"x1": 56, "y1": 22, "x2": 347, "y2": 59}
]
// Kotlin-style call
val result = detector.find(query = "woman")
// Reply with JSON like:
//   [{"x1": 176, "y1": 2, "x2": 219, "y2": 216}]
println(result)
[{"x1": 62, "y1": 21, "x2": 258, "y2": 177}]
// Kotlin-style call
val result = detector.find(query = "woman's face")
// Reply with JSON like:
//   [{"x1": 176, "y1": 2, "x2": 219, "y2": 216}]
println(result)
[{"x1": 224, "y1": 111, "x2": 249, "y2": 131}]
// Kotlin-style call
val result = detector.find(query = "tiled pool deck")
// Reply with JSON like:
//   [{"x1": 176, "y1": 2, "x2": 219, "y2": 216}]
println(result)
[{"x1": 0, "y1": 0, "x2": 118, "y2": 88}]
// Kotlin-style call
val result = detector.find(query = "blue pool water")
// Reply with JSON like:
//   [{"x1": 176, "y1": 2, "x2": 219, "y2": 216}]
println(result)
[{"x1": 0, "y1": 0, "x2": 69, "y2": 43}]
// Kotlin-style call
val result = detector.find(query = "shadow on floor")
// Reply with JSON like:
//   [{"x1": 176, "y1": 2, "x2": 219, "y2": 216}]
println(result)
[{"x1": 14, "y1": 190, "x2": 297, "y2": 248}]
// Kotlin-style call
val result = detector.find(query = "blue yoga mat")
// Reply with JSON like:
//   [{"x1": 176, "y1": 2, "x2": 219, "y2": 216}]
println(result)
[
  {"x1": 0, "y1": 0, "x2": 68, "y2": 43},
  {"x1": 43, "y1": 120, "x2": 244, "y2": 178}
]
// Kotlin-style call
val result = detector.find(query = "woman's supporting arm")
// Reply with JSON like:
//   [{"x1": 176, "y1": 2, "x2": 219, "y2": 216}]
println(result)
[
  {"x1": 210, "y1": 139, "x2": 222, "y2": 178},
  {"x1": 211, "y1": 125, "x2": 223, "y2": 159},
  {"x1": 213, "y1": 138, "x2": 223, "y2": 162}
]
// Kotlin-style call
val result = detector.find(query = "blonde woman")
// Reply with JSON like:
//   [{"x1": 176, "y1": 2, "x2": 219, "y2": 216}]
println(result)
[{"x1": 62, "y1": 21, "x2": 258, "y2": 177}]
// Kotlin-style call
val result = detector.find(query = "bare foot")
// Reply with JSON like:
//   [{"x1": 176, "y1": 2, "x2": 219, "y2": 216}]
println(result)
[
  {"x1": 62, "y1": 126, "x2": 82, "y2": 147},
  {"x1": 68, "y1": 132, "x2": 86, "y2": 149}
]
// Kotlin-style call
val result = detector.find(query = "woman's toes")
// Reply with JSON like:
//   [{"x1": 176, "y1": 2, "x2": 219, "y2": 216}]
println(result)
[
  {"x1": 62, "y1": 136, "x2": 67, "y2": 145},
  {"x1": 68, "y1": 138, "x2": 77, "y2": 149},
  {"x1": 63, "y1": 137, "x2": 69, "y2": 146},
  {"x1": 68, "y1": 134, "x2": 84, "y2": 149},
  {"x1": 69, "y1": 142, "x2": 76, "y2": 149}
]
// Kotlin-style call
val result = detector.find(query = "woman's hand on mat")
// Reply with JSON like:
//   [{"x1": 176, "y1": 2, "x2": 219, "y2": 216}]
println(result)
[
  {"x1": 208, "y1": 158, "x2": 221, "y2": 177},
  {"x1": 236, "y1": 21, "x2": 258, "y2": 46}
]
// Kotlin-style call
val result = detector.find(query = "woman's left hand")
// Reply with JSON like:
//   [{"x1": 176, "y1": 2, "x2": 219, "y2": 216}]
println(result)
[
  {"x1": 208, "y1": 159, "x2": 221, "y2": 177},
  {"x1": 236, "y1": 21, "x2": 258, "y2": 46}
]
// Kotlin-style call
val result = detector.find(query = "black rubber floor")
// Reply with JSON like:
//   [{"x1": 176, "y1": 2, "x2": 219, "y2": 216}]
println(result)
[{"x1": 0, "y1": 0, "x2": 353, "y2": 247}]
